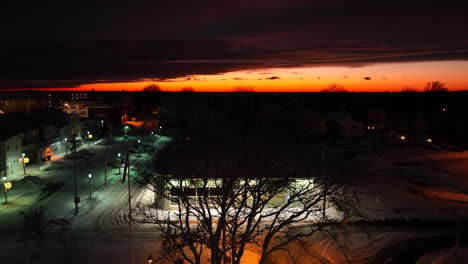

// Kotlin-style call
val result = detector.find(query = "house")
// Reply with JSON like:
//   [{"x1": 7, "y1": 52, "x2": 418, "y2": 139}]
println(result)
[
  {"x1": 321, "y1": 111, "x2": 365, "y2": 142},
  {"x1": 0, "y1": 134, "x2": 22, "y2": 178},
  {"x1": 0, "y1": 112, "x2": 80, "y2": 163}
]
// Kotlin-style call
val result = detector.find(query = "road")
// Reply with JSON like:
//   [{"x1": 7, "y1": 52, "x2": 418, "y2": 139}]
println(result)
[{"x1": 0, "y1": 135, "x2": 169, "y2": 263}]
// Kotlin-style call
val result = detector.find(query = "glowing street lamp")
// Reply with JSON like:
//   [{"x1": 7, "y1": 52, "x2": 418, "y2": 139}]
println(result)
[
  {"x1": 137, "y1": 139, "x2": 142, "y2": 157},
  {"x1": 21, "y1": 153, "x2": 29, "y2": 175},
  {"x1": 86, "y1": 131, "x2": 93, "y2": 146},
  {"x1": 64, "y1": 138, "x2": 68, "y2": 155},
  {"x1": 117, "y1": 153, "x2": 122, "y2": 174},
  {"x1": 427, "y1": 138, "x2": 432, "y2": 143},
  {"x1": 123, "y1": 125, "x2": 130, "y2": 137},
  {"x1": 400, "y1": 135, "x2": 406, "y2": 141},
  {"x1": 2, "y1": 177, "x2": 12, "y2": 204},
  {"x1": 88, "y1": 172, "x2": 92, "y2": 199}
]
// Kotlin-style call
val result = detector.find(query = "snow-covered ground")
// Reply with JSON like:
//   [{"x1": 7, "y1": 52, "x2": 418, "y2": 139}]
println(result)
[
  {"x1": 1, "y1": 139, "x2": 468, "y2": 263},
  {"x1": 0, "y1": 135, "x2": 169, "y2": 262}
]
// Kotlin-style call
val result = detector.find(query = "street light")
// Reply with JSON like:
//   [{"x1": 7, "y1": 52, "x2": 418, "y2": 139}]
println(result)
[
  {"x1": 21, "y1": 153, "x2": 27, "y2": 175},
  {"x1": 2, "y1": 176, "x2": 6, "y2": 204},
  {"x1": 137, "y1": 139, "x2": 142, "y2": 157},
  {"x1": 3, "y1": 181, "x2": 12, "y2": 204},
  {"x1": 87, "y1": 131, "x2": 93, "y2": 146},
  {"x1": 88, "y1": 172, "x2": 92, "y2": 199},
  {"x1": 123, "y1": 125, "x2": 130, "y2": 138},
  {"x1": 117, "y1": 153, "x2": 122, "y2": 174},
  {"x1": 147, "y1": 254, "x2": 153, "y2": 263},
  {"x1": 64, "y1": 138, "x2": 68, "y2": 155}
]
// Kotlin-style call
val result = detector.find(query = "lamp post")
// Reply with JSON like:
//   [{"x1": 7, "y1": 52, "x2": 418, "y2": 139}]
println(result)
[
  {"x1": 87, "y1": 131, "x2": 92, "y2": 147},
  {"x1": 2, "y1": 176, "x2": 7, "y2": 204},
  {"x1": 123, "y1": 125, "x2": 130, "y2": 138},
  {"x1": 117, "y1": 153, "x2": 122, "y2": 174},
  {"x1": 147, "y1": 254, "x2": 153, "y2": 263},
  {"x1": 21, "y1": 153, "x2": 26, "y2": 175},
  {"x1": 73, "y1": 135, "x2": 80, "y2": 215},
  {"x1": 137, "y1": 140, "x2": 141, "y2": 157},
  {"x1": 88, "y1": 172, "x2": 92, "y2": 199},
  {"x1": 64, "y1": 138, "x2": 68, "y2": 155}
]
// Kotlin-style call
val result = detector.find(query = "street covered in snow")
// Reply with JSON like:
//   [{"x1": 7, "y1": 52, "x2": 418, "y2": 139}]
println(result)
[{"x1": 1, "y1": 133, "x2": 468, "y2": 263}]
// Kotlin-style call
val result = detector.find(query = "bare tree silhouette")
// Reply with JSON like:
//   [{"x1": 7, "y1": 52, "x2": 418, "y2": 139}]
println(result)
[
  {"x1": 180, "y1": 86, "x2": 195, "y2": 92},
  {"x1": 424, "y1": 81, "x2": 448, "y2": 92},
  {"x1": 401, "y1": 87, "x2": 418, "y2": 93},
  {"x1": 233, "y1": 86, "x2": 254, "y2": 92},
  {"x1": 143, "y1": 84, "x2": 161, "y2": 92},
  {"x1": 136, "y1": 147, "x2": 361, "y2": 264},
  {"x1": 321, "y1": 84, "x2": 347, "y2": 93}
]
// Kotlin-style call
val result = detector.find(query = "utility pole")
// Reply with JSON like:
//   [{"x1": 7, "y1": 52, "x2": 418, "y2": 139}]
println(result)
[
  {"x1": 321, "y1": 146, "x2": 328, "y2": 220},
  {"x1": 126, "y1": 152, "x2": 135, "y2": 264},
  {"x1": 73, "y1": 135, "x2": 79, "y2": 215},
  {"x1": 104, "y1": 141, "x2": 108, "y2": 185}
]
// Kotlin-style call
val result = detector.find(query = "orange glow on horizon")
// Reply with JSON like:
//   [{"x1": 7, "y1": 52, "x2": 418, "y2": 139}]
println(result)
[{"x1": 38, "y1": 61, "x2": 468, "y2": 92}]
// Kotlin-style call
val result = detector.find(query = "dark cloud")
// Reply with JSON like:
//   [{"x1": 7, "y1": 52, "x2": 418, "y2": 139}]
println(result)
[
  {"x1": 364, "y1": 77, "x2": 372, "y2": 80},
  {"x1": 266, "y1": 76, "x2": 281, "y2": 80},
  {"x1": 0, "y1": 0, "x2": 467, "y2": 88},
  {"x1": 233, "y1": 77, "x2": 248, "y2": 80}
]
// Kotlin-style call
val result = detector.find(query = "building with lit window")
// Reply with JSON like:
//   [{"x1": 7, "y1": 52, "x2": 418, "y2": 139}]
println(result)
[{"x1": 0, "y1": 134, "x2": 22, "y2": 178}]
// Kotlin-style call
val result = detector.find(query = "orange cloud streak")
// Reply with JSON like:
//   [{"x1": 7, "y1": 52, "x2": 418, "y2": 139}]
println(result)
[{"x1": 75, "y1": 61, "x2": 468, "y2": 92}]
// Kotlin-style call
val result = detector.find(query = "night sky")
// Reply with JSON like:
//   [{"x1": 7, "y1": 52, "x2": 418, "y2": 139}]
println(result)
[{"x1": 1, "y1": 0, "x2": 468, "y2": 91}]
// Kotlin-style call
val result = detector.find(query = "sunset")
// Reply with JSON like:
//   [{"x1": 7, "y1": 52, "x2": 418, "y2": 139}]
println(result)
[
  {"x1": 75, "y1": 60, "x2": 468, "y2": 92},
  {"x1": 2, "y1": 1, "x2": 468, "y2": 263}
]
